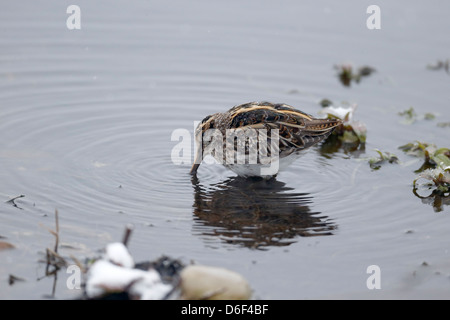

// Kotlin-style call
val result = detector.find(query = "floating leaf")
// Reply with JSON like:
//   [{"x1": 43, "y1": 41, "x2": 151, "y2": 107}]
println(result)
[
  {"x1": 334, "y1": 63, "x2": 376, "y2": 87},
  {"x1": 431, "y1": 153, "x2": 450, "y2": 168},
  {"x1": 319, "y1": 104, "x2": 366, "y2": 153},
  {"x1": 413, "y1": 163, "x2": 450, "y2": 194},
  {"x1": 348, "y1": 121, "x2": 367, "y2": 144},
  {"x1": 399, "y1": 141, "x2": 428, "y2": 156},
  {"x1": 319, "y1": 99, "x2": 333, "y2": 108},
  {"x1": 339, "y1": 130, "x2": 359, "y2": 144},
  {"x1": 437, "y1": 122, "x2": 450, "y2": 128},
  {"x1": 412, "y1": 162, "x2": 450, "y2": 212},
  {"x1": 398, "y1": 108, "x2": 439, "y2": 124},
  {"x1": 426, "y1": 59, "x2": 450, "y2": 74},
  {"x1": 368, "y1": 149, "x2": 399, "y2": 170},
  {"x1": 358, "y1": 66, "x2": 376, "y2": 76},
  {"x1": 334, "y1": 64, "x2": 353, "y2": 87},
  {"x1": 398, "y1": 107, "x2": 417, "y2": 124},
  {"x1": 399, "y1": 141, "x2": 450, "y2": 172}
]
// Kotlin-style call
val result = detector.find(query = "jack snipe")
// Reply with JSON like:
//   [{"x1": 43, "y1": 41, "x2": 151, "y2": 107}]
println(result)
[{"x1": 190, "y1": 102, "x2": 342, "y2": 178}]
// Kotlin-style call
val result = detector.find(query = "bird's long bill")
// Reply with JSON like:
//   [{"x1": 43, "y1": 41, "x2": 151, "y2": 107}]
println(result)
[
  {"x1": 190, "y1": 141, "x2": 202, "y2": 175},
  {"x1": 190, "y1": 163, "x2": 200, "y2": 175}
]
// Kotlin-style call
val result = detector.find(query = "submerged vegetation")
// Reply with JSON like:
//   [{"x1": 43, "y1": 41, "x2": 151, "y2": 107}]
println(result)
[
  {"x1": 437, "y1": 122, "x2": 450, "y2": 128},
  {"x1": 368, "y1": 149, "x2": 399, "y2": 170},
  {"x1": 322, "y1": 60, "x2": 448, "y2": 210},
  {"x1": 398, "y1": 107, "x2": 436, "y2": 125},
  {"x1": 426, "y1": 59, "x2": 450, "y2": 74},
  {"x1": 399, "y1": 141, "x2": 450, "y2": 173},
  {"x1": 400, "y1": 141, "x2": 450, "y2": 211},
  {"x1": 398, "y1": 107, "x2": 418, "y2": 124},
  {"x1": 413, "y1": 164, "x2": 450, "y2": 194},
  {"x1": 412, "y1": 163, "x2": 450, "y2": 212},
  {"x1": 334, "y1": 63, "x2": 376, "y2": 87},
  {"x1": 319, "y1": 103, "x2": 366, "y2": 154}
]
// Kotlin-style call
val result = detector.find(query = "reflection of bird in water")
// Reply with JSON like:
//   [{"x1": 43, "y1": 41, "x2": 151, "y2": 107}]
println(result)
[{"x1": 191, "y1": 176, "x2": 337, "y2": 249}]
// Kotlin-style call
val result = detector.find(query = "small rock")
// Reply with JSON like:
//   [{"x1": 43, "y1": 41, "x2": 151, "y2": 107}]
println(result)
[{"x1": 180, "y1": 265, "x2": 251, "y2": 300}]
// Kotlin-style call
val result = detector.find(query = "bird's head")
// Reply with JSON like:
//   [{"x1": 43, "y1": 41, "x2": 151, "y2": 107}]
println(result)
[{"x1": 190, "y1": 113, "x2": 219, "y2": 175}]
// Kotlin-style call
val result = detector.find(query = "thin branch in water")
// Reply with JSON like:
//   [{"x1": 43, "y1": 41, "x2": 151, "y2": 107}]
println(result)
[
  {"x1": 38, "y1": 209, "x2": 65, "y2": 298},
  {"x1": 122, "y1": 224, "x2": 134, "y2": 247},
  {"x1": 39, "y1": 210, "x2": 67, "y2": 275},
  {"x1": 5, "y1": 194, "x2": 25, "y2": 209},
  {"x1": 69, "y1": 254, "x2": 86, "y2": 273},
  {"x1": 54, "y1": 209, "x2": 59, "y2": 253},
  {"x1": 8, "y1": 274, "x2": 25, "y2": 286}
]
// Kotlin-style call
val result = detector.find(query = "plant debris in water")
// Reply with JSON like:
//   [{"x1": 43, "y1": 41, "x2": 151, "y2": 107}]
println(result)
[
  {"x1": 319, "y1": 104, "x2": 367, "y2": 147},
  {"x1": 368, "y1": 149, "x2": 399, "y2": 170},
  {"x1": 79, "y1": 225, "x2": 251, "y2": 300},
  {"x1": 0, "y1": 241, "x2": 15, "y2": 251},
  {"x1": 319, "y1": 98, "x2": 333, "y2": 108},
  {"x1": 424, "y1": 113, "x2": 435, "y2": 120},
  {"x1": 412, "y1": 163, "x2": 450, "y2": 212},
  {"x1": 8, "y1": 274, "x2": 25, "y2": 285},
  {"x1": 398, "y1": 107, "x2": 417, "y2": 124},
  {"x1": 399, "y1": 141, "x2": 450, "y2": 173},
  {"x1": 426, "y1": 59, "x2": 450, "y2": 74},
  {"x1": 398, "y1": 107, "x2": 437, "y2": 124},
  {"x1": 437, "y1": 122, "x2": 450, "y2": 128},
  {"x1": 334, "y1": 63, "x2": 376, "y2": 87},
  {"x1": 5, "y1": 194, "x2": 25, "y2": 209},
  {"x1": 414, "y1": 164, "x2": 450, "y2": 194},
  {"x1": 400, "y1": 141, "x2": 450, "y2": 211}
]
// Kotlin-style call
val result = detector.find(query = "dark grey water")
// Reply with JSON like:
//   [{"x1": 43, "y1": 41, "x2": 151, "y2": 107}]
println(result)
[{"x1": 1, "y1": 0, "x2": 449, "y2": 299}]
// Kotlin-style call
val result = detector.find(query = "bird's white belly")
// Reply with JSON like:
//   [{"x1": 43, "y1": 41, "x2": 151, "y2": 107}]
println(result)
[{"x1": 224, "y1": 151, "x2": 307, "y2": 178}]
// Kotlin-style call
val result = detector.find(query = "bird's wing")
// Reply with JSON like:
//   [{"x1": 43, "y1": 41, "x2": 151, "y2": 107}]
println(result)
[{"x1": 229, "y1": 102, "x2": 341, "y2": 154}]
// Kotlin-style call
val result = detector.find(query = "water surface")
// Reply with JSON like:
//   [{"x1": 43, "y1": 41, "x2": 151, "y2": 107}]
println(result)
[{"x1": 1, "y1": 0, "x2": 450, "y2": 299}]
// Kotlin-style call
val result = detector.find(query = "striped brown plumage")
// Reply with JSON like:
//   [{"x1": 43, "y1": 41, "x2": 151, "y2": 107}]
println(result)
[{"x1": 191, "y1": 101, "x2": 341, "y2": 178}]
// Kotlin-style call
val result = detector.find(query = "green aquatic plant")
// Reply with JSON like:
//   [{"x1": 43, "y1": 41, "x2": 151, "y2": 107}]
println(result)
[
  {"x1": 319, "y1": 104, "x2": 367, "y2": 145},
  {"x1": 318, "y1": 104, "x2": 366, "y2": 157},
  {"x1": 319, "y1": 98, "x2": 333, "y2": 108},
  {"x1": 334, "y1": 64, "x2": 376, "y2": 87},
  {"x1": 426, "y1": 59, "x2": 450, "y2": 74},
  {"x1": 398, "y1": 107, "x2": 437, "y2": 125},
  {"x1": 399, "y1": 141, "x2": 450, "y2": 172},
  {"x1": 368, "y1": 149, "x2": 399, "y2": 170},
  {"x1": 398, "y1": 107, "x2": 417, "y2": 124},
  {"x1": 437, "y1": 122, "x2": 450, "y2": 128},
  {"x1": 424, "y1": 113, "x2": 436, "y2": 120},
  {"x1": 413, "y1": 164, "x2": 450, "y2": 194},
  {"x1": 412, "y1": 163, "x2": 450, "y2": 212},
  {"x1": 335, "y1": 64, "x2": 353, "y2": 87},
  {"x1": 401, "y1": 141, "x2": 450, "y2": 212}
]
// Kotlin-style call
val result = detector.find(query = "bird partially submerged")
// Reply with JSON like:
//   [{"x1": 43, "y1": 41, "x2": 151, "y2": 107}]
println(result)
[{"x1": 190, "y1": 102, "x2": 341, "y2": 178}]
